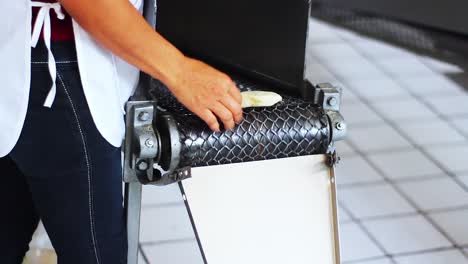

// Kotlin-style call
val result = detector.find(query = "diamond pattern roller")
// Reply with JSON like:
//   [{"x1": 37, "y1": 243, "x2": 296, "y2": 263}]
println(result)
[{"x1": 149, "y1": 76, "x2": 330, "y2": 168}]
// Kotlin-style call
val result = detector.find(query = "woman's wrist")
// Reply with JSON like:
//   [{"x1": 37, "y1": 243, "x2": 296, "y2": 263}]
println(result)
[{"x1": 159, "y1": 52, "x2": 186, "y2": 91}]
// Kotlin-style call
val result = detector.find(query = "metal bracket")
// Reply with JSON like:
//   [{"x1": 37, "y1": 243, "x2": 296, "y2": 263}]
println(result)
[
  {"x1": 123, "y1": 101, "x2": 159, "y2": 183},
  {"x1": 313, "y1": 82, "x2": 342, "y2": 112},
  {"x1": 309, "y1": 81, "x2": 347, "y2": 144},
  {"x1": 308, "y1": 82, "x2": 346, "y2": 167},
  {"x1": 123, "y1": 101, "x2": 192, "y2": 186},
  {"x1": 123, "y1": 101, "x2": 191, "y2": 264},
  {"x1": 326, "y1": 149, "x2": 341, "y2": 167}
]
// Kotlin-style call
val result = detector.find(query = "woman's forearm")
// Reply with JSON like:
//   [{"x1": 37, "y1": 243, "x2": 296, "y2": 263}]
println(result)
[
  {"x1": 60, "y1": 0, "x2": 184, "y2": 88},
  {"x1": 59, "y1": 0, "x2": 243, "y2": 131}
]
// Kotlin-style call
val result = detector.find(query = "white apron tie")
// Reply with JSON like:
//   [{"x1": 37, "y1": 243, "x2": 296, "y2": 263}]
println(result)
[{"x1": 31, "y1": 1, "x2": 65, "y2": 108}]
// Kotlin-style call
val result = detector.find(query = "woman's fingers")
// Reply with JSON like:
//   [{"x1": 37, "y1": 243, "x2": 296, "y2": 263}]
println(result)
[
  {"x1": 220, "y1": 95, "x2": 243, "y2": 124},
  {"x1": 197, "y1": 109, "x2": 220, "y2": 132},
  {"x1": 210, "y1": 102, "x2": 235, "y2": 130},
  {"x1": 229, "y1": 84, "x2": 242, "y2": 104}
]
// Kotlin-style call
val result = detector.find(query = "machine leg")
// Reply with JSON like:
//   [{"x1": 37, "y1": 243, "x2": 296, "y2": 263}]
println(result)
[{"x1": 125, "y1": 182, "x2": 143, "y2": 264}]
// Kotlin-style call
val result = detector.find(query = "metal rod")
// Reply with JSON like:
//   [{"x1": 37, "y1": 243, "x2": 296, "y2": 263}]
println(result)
[
  {"x1": 124, "y1": 1, "x2": 156, "y2": 263},
  {"x1": 125, "y1": 182, "x2": 143, "y2": 264},
  {"x1": 329, "y1": 166, "x2": 341, "y2": 264}
]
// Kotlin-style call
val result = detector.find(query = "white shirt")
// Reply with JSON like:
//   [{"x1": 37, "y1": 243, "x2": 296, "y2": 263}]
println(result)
[{"x1": 0, "y1": 0, "x2": 143, "y2": 157}]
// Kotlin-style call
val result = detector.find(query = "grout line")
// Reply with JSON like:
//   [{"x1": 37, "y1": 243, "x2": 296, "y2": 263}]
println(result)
[
  {"x1": 338, "y1": 179, "x2": 388, "y2": 188},
  {"x1": 387, "y1": 246, "x2": 464, "y2": 260},
  {"x1": 140, "y1": 238, "x2": 197, "y2": 247},
  {"x1": 138, "y1": 243, "x2": 150, "y2": 264},
  {"x1": 346, "y1": 135, "x2": 468, "y2": 261},
  {"x1": 339, "y1": 203, "x2": 397, "y2": 264},
  {"x1": 342, "y1": 205, "x2": 468, "y2": 223},
  {"x1": 341, "y1": 245, "x2": 463, "y2": 263},
  {"x1": 142, "y1": 201, "x2": 185, "y2": 209},
  {"x1": 328, "y1": 28, "x2": 468, "y2": 194},
  {"x1": 343, "y1": 35, "x2": 468, "y2": 259},
  {"x1": 341, "y1": 256, "x2": 393, "y2": 264},
  {"x1": 345, "y1": 138, "x2": 468, "y2": 157},
  {"x1": 313, "y1": 18, "x2": 468, "y2": 261},
  {"x1": 311, "y1": 33, "x2": 468, "y2": 259},
  {"x1": 337, "y1": 172, "x2": 464, "y2": 189},
  {"x1": 354, "y1": 49, "x2": 468, "y2": 194}
]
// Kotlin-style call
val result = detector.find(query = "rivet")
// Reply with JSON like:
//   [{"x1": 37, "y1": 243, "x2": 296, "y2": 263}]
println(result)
[
  {"x1": 327, "y1": 97, "x2": 338, "y2": 107},
  {"x1": 336, "y1": 122, "x2": 345, "y2": 131},
  {"x1": 138, "y1": 112, "x2": 150, "y2": 122},
  {"x1": 145, "y1": 139, "x2": 154, "y2": 147}
]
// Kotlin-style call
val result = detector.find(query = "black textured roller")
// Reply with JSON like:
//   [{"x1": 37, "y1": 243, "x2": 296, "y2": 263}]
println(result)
[{"x1": 149, "y1": 77, "x2": 331, "y2": 168}]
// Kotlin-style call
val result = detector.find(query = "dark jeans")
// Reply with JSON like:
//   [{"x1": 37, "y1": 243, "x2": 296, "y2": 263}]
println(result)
[{"x1": 0, "y1": 41, "x2": 127, "y2": 263}]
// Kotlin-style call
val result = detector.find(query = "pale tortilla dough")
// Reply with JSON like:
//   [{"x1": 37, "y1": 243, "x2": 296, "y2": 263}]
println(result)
[{"x1": 241, "y1": 91, "x2": 282, "y2": 108}]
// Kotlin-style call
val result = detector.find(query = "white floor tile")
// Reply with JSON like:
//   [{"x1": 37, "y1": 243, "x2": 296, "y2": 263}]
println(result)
[
  {"x1": 310, "y1": 43, "x2": 365, "y2": 62},
  {"x1": 23, "y1": 249, "x2": 57, "y2": 264},
  {"x1": 371, "y1": 98, "x2": 439, "y2": 122},
  {"x1": 395, "y1": 249, "x2": 468, "y2": 264},
  {"x1": 323, "y1": 59, "x2": 388, "y2": 81},
  {"x1": 355, "y1": 258, "x2": 393, "y2": 264},
  {"x1": 341, "y1": 88, "x2": 362, "y2": 105},
  {"x1": 335, "y1": 155, "x2": 384, "y2": 185},
  {"x1": 425, "y1": 144, "x2": 468, "y2": 173},
  {"x1": 353, "y1": 38, "x2": 414, "y2": 59},
  {"x1": 430, "y1": 209, "x2": 468, "y2": 246},
  {"x1": 398, "y1": 119, "x2": 466, "y2": 146},
  {"x1": 333, "y1": 25, "x2": 371, "y2": 42},
  {"x1": 342, "y1": 102, "x2": 384, "y2": 126},
  {"x1": 346, "y1": 78, "x2": 410, "y2": 101},
  {"x1": 308, "y1": 19, "x2": 343, "y2": 43},
  {"x1": 339, "y1": 223, "x2": 384, "y2": 262},
  {"x1": 140, "y1": 204, "x2": 195, "y2": 243},
  {"x1": 304, "y1": 61, "x2": 341, "y2": 84},
  {"x1": 376, "y1": 57, "x2": 435, "y2": 77},
  {"x1": 420, "y1": 56, "x2": 464, "y2": 74},
  {"x1": 450, "y1": 117, "x2": 468, "y2": 136},
  {"x1": 338, "y1": 205, "x2": 353, "y2": 223},
  {"x1": 425, "y1": 95, "x2": 468, "y2": 118},
  {"x1": 348, "y1": 124, "x2": 412, "y2": 153},
  {"x1": 398, "y1": 177, "x2": 468, "y2": 211},
  {"x1": 367, "y1": 150, "x2": 443, "y2": 180},
  {"x1": 363, "y1": 215, "x2": 452, "y2": 254},
  {"x1": 338, "y1": 183, "x2": 415, "y2": 219},
  {"x1": 139, "y1": 249, "x2": 146, "y2": 264},
  {"x1": 457, "y1": 174, "x2": 468, "y2": 189},
  {"x1": 336, "y1": 140, "x2": 356, "y2": 156},
  {"x1": 398, "y1": 75, "x2": 467, "y2": 97},
  {"x1": 142, "y1": 240, "x2": 203, "y2": 264},
  {"x1": 142, "y1": 184, "x2": 183, "y2": 206}
]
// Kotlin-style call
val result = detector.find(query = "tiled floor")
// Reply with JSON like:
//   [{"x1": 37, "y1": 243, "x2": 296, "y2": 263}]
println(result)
[
  {"x1": 307, "y1": 19, "x2": 468, "y2": 264},
  {"x1": 139, "y1": 19, "x2": 468, "y2": 263}
]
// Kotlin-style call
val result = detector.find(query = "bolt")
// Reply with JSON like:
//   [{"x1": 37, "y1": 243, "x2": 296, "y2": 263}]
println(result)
[
  {"x1": 137, "y1": 160, "x2": 149, "y2": 171},
  {"x1": 138, "y1": 111, "x2": 151, "y2": 122},
  {"x1": 327, "y1": 97, "x2": 338, "y2": 107},
  {"x1": 145, "y1": 138, "x2": 154, "y2": 148},
  {"x1": 335, "y1": 122, "x2": 345, "y2": 131}
]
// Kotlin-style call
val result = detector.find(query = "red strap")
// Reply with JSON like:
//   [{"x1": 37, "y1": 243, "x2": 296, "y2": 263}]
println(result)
[{"x1": 32, "y1": 1, "x2": 74, "y2": 41}]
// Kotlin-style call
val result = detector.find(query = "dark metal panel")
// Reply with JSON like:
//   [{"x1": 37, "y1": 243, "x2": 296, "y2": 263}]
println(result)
[
  {"x1": 156, "y1": 0, "x2": 312, "y2": 96},
  {"x1": 313, "y1": 0, "x2": 468, "y2": 35}
]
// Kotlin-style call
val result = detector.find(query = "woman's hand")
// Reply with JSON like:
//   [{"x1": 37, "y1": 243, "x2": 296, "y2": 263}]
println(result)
[
  {"x1": 167, "y1": 57, "x2": 243, "y2": 131},
  {"x1": 60, "y1": 0, "x2": 242, "y2": 131}
]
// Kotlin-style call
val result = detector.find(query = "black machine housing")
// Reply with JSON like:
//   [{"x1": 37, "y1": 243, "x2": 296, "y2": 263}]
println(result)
[{"x1": 156, "y1": 0, "x2": 313, "y2": 98}]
